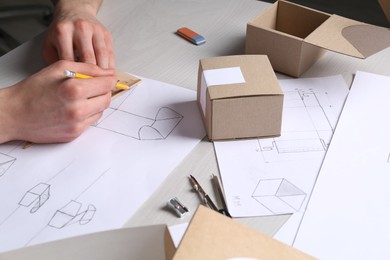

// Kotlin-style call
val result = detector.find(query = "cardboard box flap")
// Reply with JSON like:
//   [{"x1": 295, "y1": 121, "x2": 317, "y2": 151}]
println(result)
[
  {"x1": 0, "y1": 225, "x2": 168, "y2": 260},
  {"x1": 173, "y1": 206, "x2": 313, "y2": 259},
  {"x1": 305, "y1": 15, "x2": 390, "y2": 58},
  {"x1": 379, "y1": 0, "x2": 390, "y2": 23}
]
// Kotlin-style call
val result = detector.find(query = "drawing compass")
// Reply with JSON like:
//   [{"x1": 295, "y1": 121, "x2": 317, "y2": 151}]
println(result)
[{"x1": 189, "y1": 174, "x2": 231, "y2": 217}]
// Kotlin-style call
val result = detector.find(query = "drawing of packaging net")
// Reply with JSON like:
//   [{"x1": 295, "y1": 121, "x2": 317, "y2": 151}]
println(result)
[
  {"x1": 18, "y1": 183, "x2": 50, "y2": 213},
  {"x1": 138, "y1": 107, "x2": 183, "y2": 140},
  {"x1": 0, "y1": 153, "x2": 16, "y2": 177},
  {"x1": 252, "y1": 178, "x2": 306, "y2": 215},
  {"x1": 96, "y1": 106, "x2": 183, "y2": 140},
  {"x1": 48, "y1": 200, "x2": 96, "y2": 229}
]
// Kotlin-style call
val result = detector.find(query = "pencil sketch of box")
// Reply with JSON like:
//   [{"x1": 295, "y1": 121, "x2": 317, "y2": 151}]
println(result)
[
  {"x1": 96, "y1": 106, "x2": 183, "y2": 140},
  {"x1": 48, "y1": 200, "x2": 96, "y2": 229},
  {"x1": 252, "y1": 178, "x2": 306, "y2": 214},
  {"x1": 19, "y1": 183, "x2": 50, "y2": 213},
  {"x1": 0, "y1": 153, "x2": 16, "y2": 177}
]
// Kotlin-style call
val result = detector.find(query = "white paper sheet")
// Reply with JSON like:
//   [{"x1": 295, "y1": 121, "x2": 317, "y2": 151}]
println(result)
[
  {"x1": 213, "y1": 75, "x2": 349, "y2": 244},
  {"x1": 293, "y1": 71, "x2": 390, "y2": 259},
  {"x1": 167, "y1": 222, "x2": 188, "y2": 248},
  {"x1": 0, "y1": 76, "x2": 205, "y2": 253}
]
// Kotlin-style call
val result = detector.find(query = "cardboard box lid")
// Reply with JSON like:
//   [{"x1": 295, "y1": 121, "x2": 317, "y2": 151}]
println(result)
[
  {"x1": 201, "y1": 55, "x2": 282, "y2": 100},
  {"x1": 172, "y1": 205, "x2": 314, "y2": 259},
  {"x1": 304, "y1": 14, "x2": 390, "y2": 58},
  {"x1": 379, "y1": 0, "x2": 390, "y2": 23}
]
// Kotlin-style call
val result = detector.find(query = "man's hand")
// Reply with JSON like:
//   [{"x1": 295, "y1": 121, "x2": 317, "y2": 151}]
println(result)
[
  {"x1": 0, "y1": 60, "x2": 116, "y2": 144},
  {"x1": 43, "y1": 0, "x2": 115, "y2": 69}
]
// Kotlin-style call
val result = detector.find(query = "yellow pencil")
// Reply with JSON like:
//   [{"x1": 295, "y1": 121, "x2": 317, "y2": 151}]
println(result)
[{"x1": 64, "y1": 70, "x2": 129, "y2": 90}]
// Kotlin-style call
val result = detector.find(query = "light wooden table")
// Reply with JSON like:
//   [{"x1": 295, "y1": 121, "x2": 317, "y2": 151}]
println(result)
[{"x1": 1, "y1": 0, "x2": 390, "y2": 238}]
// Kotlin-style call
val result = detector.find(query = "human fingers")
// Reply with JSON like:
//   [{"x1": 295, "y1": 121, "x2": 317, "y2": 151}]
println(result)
[
  {"x1": 92, "y1": 29, "x2": 115, "y2": 69},
  {"x1": 73, "y1": 22, "x2": 97, "y2": 65},
  {"x1": 42, "y1": 42, "x2": 60, "y2": 65},
  {"x1": 68, "y1": 91, "x2": 112, "y2": 123},
  {"x1": 106, "y1": 34, "x2": 115, "y2": 69},
  {"x1": 57, "y1": 60, "x2": 115, "y2": 77},
  {"x1": 55, "y1": 109, "x2": 105, "y2": 143},
  {"x1": 50, "y1": 23, "x2": 76, "y2": 62}
]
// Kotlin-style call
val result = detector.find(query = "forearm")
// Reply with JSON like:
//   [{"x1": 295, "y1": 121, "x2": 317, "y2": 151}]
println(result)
[{"x1": 51, "y1": 0, "x2": 102, "y2": 17}]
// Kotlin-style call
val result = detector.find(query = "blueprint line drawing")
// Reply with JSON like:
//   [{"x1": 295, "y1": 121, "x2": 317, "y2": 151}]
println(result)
[
  {"x1": 213, "y1": 75, "x2": 350, "y2": 245},
  {"x1": 0, "y1": 152, "x2": 16, "y2": 177},
  {"x1": 24, "y1": 168, "x2": 110, "y2": 247},
  {"x1": 19, "y1": 183, "x2": 51, "y2": 214},
  {"x1": 257, "y1": 88, "x2": 334, "y2": 164},
  {"x1": 252, "y1": 178, "x2": 306, "y2": 215},
  {"x1": 0, "y1": 76, "x2": 206, "y2": 253},
  {"x1": 46, "y1": 167, "x2": 109, "y2": 230},
  {"x1": 0, "y1": 183, "x2": 51, "y2": 227},
  {"x1": 94, "y1": 87, "x2": 183, "y2": 140},
  {"x1": 0, "y1": 161, "x2": 74, "y2": 227},
  {"x1": 48, "y1": 200, "x2": 96, "y2": 229}
]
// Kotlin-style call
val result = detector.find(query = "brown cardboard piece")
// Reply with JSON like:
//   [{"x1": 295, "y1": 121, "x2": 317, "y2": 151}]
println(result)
[
  {"x1": 246, "y1": 0, "x2": 390, "y2": 77},
  {"x1": 197, "y1": 55, "x2": 283, "y2": 141},
  {"x1": 379, "y1": 0, "x2": 390, "y2": 23},
  {"x1": 171, "y1": 205, "x2": 314, "y2": 260}
]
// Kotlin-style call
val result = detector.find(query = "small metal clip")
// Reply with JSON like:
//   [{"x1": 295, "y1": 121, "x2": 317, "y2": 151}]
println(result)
[{"x1": 167, "y1": 197, "x2": 189, "y2": 218}]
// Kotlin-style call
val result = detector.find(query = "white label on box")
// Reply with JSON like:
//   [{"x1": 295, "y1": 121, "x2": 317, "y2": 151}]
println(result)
[{"x1": 200, "y1": 67, "x2": 245, "y2": 115}]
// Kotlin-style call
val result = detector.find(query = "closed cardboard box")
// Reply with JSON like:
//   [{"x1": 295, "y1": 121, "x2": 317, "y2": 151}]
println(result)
[
  {"x1": 197, "y1": 55, "x2": 283, "y2": 141},
  {"x1": 246, "y1": 0, "x2": 390, "y2": 77}
]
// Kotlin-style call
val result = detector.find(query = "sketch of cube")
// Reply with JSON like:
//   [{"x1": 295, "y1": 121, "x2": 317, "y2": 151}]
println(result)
[
  {"x1": 49, "y1": 200, "x2": 96, "y2": 229},
  {"x1": 49, "y1": 200, "x2": 82, "y2": 229},
  {"x1": 252, "y1": 178, "x2": 306, "y2": 214},
  {"x1": 19, "y1": 183, "x2": 50, "y2": 213},
  {"x1": 79, "y1": 204, "x2": 97, "y2": 225},
  {"x1": 0, "y1": 153, "x2": 16, "y2": 177}
]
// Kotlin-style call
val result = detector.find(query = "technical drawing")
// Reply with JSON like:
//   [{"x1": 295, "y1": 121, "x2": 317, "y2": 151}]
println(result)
[
  {"x1": 252, "y1": 178, "x2": 306, "y2": 215},
  {"x1": 257, "y1": 88, "x2": 334, "y2": 163},
  {"x1": 0, "y1": 162, "x2": 76, "y2": 227},
  {"x1": 139, "y1": 107, "x2": 183, "y2": 140},
  {"x1": 94, "y1": 88, "x2": 183, "y2": 140},
  {"x1": 48, "y1": 200, "x2": 96, "y2": 229},
  {"x1": 47, "y1": 168, "x2": 108, "y2": 229},
  {"x1": 22, "y1": 168, "x2": 109, "y2": 248},
  {"x1": 0, "y1": 152, "x2": 16, "y2": 177},
  {"x1": 96, "y1": 107, "x2": 183, "y2": 140},
  {"x1": 19, "y1": 183, "x2": 50, "y2": 213},
  {"x1": 0, "y1": 183, "x2": 51, "y2": 227}
]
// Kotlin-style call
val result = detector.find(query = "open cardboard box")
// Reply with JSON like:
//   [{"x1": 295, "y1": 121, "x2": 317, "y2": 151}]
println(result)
[
  {"x1": 170, "y1": 205, "x2": 314, "y2": 259},
  {"x1": 379, "y1": 0, "x2": 390, "y2": 23},
  {"x1": 0, "y1": 225, "x2": 170, "y2": 260},
  {"x1": 246, "y1": 0, "x2": 390, "y2": 77},
  {"x1": 0, "y1": 206, "x2": 312, "y2": 260},
  {"x1": 197, "y1": 55, "x2": 283, "y2": 141}
]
